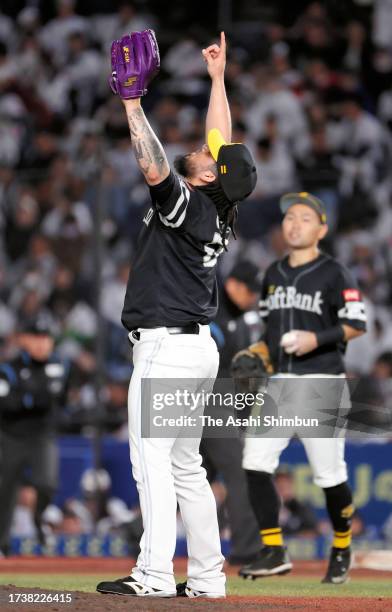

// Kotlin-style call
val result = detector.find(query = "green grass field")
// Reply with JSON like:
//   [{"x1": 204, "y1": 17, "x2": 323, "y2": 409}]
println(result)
[{"x1": 1, "y1": 574, "x2": 391, "y2": 598}]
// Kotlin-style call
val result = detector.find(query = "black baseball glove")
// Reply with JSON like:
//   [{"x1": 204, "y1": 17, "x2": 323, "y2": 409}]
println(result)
[
  {"x1": 231, "y1": 341, "x2": 273, "y2": 393},
  {"x1": 231, "y1": 341, "x2": 273, "y2": 377}
]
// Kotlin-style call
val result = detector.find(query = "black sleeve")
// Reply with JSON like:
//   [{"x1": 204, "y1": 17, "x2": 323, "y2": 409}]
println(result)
[
  {"x1": 331, "y1": 265, "x2": 367, "y2": 331},
  {"x1": 149, "y1": 170, "x2": 191, "y2": 229}
]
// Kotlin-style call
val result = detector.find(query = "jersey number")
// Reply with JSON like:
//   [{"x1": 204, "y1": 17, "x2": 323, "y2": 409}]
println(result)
[{"x1": 203, "y1": 230, "x2": 226, "y2": 268}]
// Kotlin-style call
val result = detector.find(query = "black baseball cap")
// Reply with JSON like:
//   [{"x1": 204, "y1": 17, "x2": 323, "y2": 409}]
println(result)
[
  {"x1": 19, "y1": 312, "x2": 55, "y2": 336},
  {"x1": 207, "y1": 128, "x2": 257, "y2": 203},
  {"x1": 228, "y1": 260, "x2": 264, "y2": 293},
  {"x1": 280, "y1": 192, "x2": 327, "y2": 224}
]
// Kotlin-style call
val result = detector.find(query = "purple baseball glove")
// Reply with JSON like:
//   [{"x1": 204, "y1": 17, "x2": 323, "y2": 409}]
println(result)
[{"x1": 110, "y1": 29, "x2": 160, "y2": 99}]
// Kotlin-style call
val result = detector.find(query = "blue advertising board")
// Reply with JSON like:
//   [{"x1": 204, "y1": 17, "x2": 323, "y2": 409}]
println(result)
[{"x1": 54, "y1": 436, "x2": 392, "y2": 528}]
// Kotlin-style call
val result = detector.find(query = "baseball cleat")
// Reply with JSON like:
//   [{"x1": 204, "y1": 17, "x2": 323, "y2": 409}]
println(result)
[
  {"x1": 96, "y1": 575, "x2": 176, "y2": 597},
  {"x1": 176, "y1": 582, "x2": 226, "y2": 598},
  {"x1": 322, "y1": 547, "x2": 352, "y2": 584},
  {"x1": 239, "y1": 545, "x2": 293, "y2": 579}
]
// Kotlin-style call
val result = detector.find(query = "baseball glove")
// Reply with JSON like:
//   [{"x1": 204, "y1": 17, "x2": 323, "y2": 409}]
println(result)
[
  {"x1": 110, "y1": 29, "x2": 160, "y2": 99},
  {"x1": 231, "y1": 341, "x2": 274, "y2": 379}
]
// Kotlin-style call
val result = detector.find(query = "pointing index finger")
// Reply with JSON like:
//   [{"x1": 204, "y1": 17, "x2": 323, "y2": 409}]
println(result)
[{"x1": 220, "y1": 31, "x2": 226, "y2": 51}]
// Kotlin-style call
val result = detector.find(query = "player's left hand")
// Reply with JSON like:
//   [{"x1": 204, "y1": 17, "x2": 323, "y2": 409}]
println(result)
[
  {"x1": 280, "y1": 330, "x2": 318, "y2": 356},
  {"x1": 109, "y1": 29, "x2": 160, "y2": 99},
  {"x1": 202, "y1": 31, "x2": 226, "y2": 79}
]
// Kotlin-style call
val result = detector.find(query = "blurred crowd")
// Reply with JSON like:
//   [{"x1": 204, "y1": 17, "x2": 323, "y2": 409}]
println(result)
[{"x1": 1, "y1": 0, "x2": 392, "y2": 436}]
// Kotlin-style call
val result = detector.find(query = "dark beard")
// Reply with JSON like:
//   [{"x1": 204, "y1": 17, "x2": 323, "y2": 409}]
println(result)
[{"x1": 196, "y1": 181, "x2": 235, "y2": 220}]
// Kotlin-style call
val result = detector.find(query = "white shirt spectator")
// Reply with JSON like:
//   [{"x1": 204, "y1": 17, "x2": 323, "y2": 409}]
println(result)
[
  {"x1": 10, "y1": 506, "x2": 37, "y2": 538},
  {"x1": 336, "y1": 111, "x2": 390, "y2": 197},
  {"x1": 337, "y1": 112, "x2": 385, "y2": 156},
  {"x1": 101, "y1": 276, "x2": 127, "y2": 327},
  {"x1": 0, "y1": 12, "x2": 15, "y2": 51},
  {"x1": 92, "y1": 11, "x2": 154, "y2": 53},
  {"x1": 252, "y1": 141, "x2": 297, "y2": 198},
  {"x1": 65, "y1": 48, "x2": 102, "y2": 89},
  {"x1": 65, "y1": 302, "x2": 97, "y2": 338},
  {"x1": 42, "y1": 201, "x2": 93, "y2": 237},
  {"x1": 373, "y1": 0, "x2": 392, "y2": 47},
  {"x1": 0, "y1": 54, "x2": 17, "y2": 88},
  {"x1": 378, "y1": 89, "x2": 392, "y2": 126},
  {"x1": 246, "y1": 85, "x2": 308, "y2": 145},
  {"x1": 0, "y1": 302, "x2": 15, "y2": 337},
  {"x1": 163, "y1": 39, "x2": 207, "y2": 96},
  {"x1": 39, "y1": 14, "x2": 88, "y2": 68},
  {"x1": 0, "y1": 118, "x2": 25, "y2": 167},
  {"x1": 106, "y1": 145, "x2": 140, "y2": 187}
]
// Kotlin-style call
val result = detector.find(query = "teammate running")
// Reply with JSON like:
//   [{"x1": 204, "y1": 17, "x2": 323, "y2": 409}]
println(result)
[
  {"x1": 236, "y1": 192, "x2": 366, "y2": 584},
  {"x1": 96, "y1": 30, "x2": 256, "y2": 598}
]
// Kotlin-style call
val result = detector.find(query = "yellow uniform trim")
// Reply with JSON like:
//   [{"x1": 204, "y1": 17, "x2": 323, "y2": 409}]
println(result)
[
  {"x1": 333, "y1": 529, "x2": 352, "y2": 549},
  {"x1": 260, "y1": 528, "x2": 283, "y2": 547}
]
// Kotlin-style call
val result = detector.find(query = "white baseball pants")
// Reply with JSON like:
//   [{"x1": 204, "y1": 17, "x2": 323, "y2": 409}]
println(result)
[
  {"x1": 243, "y1": 374, "x2": 349, "y2": 488},
  {"x1": 127, "y1": 325, "x2": 226, "y2": 594}
]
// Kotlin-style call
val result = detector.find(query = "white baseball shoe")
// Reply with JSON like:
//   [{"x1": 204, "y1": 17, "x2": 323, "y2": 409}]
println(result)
[
  {"x1": 176, "y1": 582, "x2": 226, "y2": 598},
  {"x1": 96, "y1": 575, "x2": 176, "y2": 597}
]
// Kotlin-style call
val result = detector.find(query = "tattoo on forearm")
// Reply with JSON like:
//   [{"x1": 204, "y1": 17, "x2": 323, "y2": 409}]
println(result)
[{"x1": 126, "y1": 107, "x2": 169, "y2": 180}]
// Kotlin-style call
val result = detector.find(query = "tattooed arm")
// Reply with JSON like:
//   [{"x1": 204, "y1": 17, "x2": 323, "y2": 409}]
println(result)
[{"x1": 122, "y1": 99, "x2": 170, "y2": 186}]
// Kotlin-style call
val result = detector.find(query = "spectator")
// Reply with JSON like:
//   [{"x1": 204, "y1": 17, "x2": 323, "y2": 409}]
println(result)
[
  {"x1": 39, "y1": 0, "x2": 88, "y2": 69},
  {"x1": 92, "y1": 1, "x2": 155, "y2": 53},
  {"x1": 296, "y1": 125, "x2": 340, "y2": 231},
  {"x1": 245, "y1": 70, "x2": 308, "y2": 148},
  {"x1": 0, "y1": 314, "x2": 68, "y2": 555},
  {"x1": 252, "y1": 136, "x2": 297, "y2": 199},
  {"x1": 10, "y1": 486, "x2": 38, "y2": 539},
  {"x1": 336, "y1": 93, "x2": 391, "y2": 222}
]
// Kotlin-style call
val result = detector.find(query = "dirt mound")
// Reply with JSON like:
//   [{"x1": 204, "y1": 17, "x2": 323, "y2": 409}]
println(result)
[{"x1": 0, "y1": 585, "x2": 391, "y2": 612}]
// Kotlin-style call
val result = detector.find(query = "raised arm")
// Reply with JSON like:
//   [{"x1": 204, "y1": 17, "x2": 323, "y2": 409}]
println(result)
[
  {"x1": 109, "y1": 30, "x2": 169, "y2": 186},
  {"x1": 123, "y1": 98, "x2": 170, "y2": 186},
  {"x1": 203, "y1": 32, "x2": 231, "y2": 143}
]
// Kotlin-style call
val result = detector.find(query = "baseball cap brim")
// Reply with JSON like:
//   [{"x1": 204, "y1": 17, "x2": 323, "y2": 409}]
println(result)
[
  {"x1": 207, "y1": 128, "x2": 227, "y2": 161},
  {"x1": 280, "y1": 192, "x2": 327, "y2": 224}
]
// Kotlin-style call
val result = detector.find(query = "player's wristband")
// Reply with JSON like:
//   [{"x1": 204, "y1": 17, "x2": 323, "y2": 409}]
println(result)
[{"x1": 316, "y1": 325, "x2": 345, "y2": 348}]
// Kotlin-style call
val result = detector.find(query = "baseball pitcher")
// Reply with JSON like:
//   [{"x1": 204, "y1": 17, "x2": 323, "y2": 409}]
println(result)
[{"x1": 96, "y1": 30, "x2": 257, "y2": 599}]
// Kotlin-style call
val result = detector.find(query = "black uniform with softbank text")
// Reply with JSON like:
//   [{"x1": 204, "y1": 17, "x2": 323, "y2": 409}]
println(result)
[{"x1": 259, "y1": 252, "x2": 366, "y2": 374}]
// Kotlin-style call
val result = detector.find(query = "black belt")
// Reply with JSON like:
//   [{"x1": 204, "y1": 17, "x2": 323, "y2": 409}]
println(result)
[
  {"x1": 167, "y1": 323, "x2": 200, "y2": 335},
  {"x1": 130, "y1": 323, "x2": 200, "y2": 342}
]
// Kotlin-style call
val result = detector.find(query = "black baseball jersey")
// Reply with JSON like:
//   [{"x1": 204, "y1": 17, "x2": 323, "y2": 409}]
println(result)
[
  {"x1": 0, "y1": 351, "x2": 68, "y2": 436},
  {"x1": 259, "y1": 252, "x2": 367, "y2": 374},
  {"x1": 121, "y1": 171, "x2": 229, "y2": 331}
]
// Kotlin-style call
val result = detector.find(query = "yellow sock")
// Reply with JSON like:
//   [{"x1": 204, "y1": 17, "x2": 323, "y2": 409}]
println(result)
[
  {"x1": 261, "y1": 527, "x2": 283, "y2": 547},
  {"x1": 333, "y1": 529, "x2": 352, "y2": 549}
]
